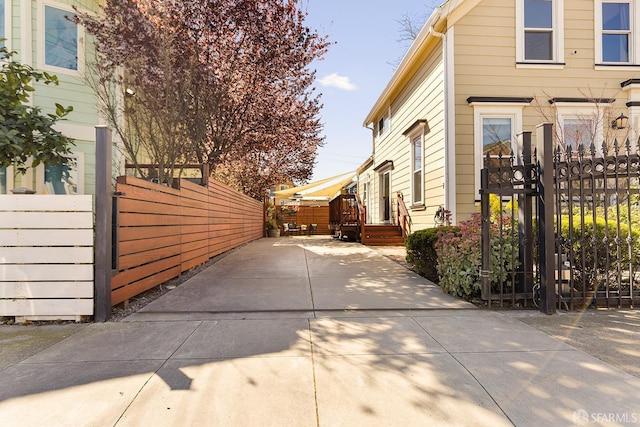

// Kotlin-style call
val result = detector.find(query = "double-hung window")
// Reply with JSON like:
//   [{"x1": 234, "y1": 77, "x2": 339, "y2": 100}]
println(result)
[
  {"x1": 411, "y1": 135, "x2": 423, "y2": 206},
  {"x1": 39, "y1": 1, "x2": 83, "y2": 74},
  {"x1": 596, "y1": 0, "x2": 639, "y2": 64},
  {"x1": 517, "y1": 0, "x2": 564, "y2": 65}
]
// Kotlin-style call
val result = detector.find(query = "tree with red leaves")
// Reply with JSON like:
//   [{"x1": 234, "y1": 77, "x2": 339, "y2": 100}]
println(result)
[{"x1": 76, "y1": 0, "x2": 329, "y2": 195}]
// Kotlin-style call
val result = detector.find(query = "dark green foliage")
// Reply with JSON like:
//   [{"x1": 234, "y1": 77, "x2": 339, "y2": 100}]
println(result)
[
  {"x1": 405, "y1": 227, "x2": 456, "y2": 282},
  {"x1": 559, "y1": 215, "x2": 640, "y2": 291},
  {"x1": 0, "y1": 45, "x2": 74, "y2": 174}
]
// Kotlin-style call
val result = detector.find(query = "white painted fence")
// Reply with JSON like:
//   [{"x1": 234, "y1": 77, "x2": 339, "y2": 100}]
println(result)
[{"x1": 0, "y1": 195, "x2": 94, "y2": 321}]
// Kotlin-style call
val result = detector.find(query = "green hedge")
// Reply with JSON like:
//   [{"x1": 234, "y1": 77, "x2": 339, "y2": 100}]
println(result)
[
  {"x1": 405, "y1": 227, "x2": 457, "y2": 282},
  {"x1": 559, "y1": 215, "x2": 640, "y2": 290}
]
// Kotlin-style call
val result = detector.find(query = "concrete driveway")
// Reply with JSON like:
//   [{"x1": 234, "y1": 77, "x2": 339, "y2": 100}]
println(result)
[{"x1": 1, "y1": 237, "x2": 639, "y2": 426}]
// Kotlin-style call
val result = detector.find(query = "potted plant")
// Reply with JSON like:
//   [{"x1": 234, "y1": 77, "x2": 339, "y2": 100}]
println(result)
[
  {"x1": 266, "y1": 218, "x2": 280, "y2": 237},
  {"x1": 265, "y1": 201, "x2": 280, "y2": 237}
]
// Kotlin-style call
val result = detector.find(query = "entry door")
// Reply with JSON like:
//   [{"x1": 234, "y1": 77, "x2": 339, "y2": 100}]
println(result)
[{"x1": 381, "y1": 170, "x2": 391, "y2": 223}]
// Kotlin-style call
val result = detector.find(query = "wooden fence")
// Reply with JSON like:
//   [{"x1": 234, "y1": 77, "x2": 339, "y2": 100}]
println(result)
[
  {"x1": 0, "y1": 195, "x2": 94, "y2": 321},
  {"x1": 276, "y1": 205, "x2": 330, "y2": 234},
  {"x1": 111, "y1": 176, "x2": 263, "y2": 305}
]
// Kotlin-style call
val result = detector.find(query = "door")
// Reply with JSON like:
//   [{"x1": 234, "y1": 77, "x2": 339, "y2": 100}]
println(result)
[{"x1": 381, "y1": 170, "x2": 391, "y2": 223}]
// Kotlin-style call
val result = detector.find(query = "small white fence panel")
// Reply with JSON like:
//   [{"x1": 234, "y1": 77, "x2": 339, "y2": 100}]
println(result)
[{"x1": 0, "y1": 195, "x2": 94, "y2": 321}]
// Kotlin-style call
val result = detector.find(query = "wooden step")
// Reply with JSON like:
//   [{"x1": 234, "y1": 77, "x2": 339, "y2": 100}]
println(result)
[
  {"x1": 362, "y1": 236, "x2": 405, "y2": 246},
  {"x1": 361, "y1": 224, "x2": 404, "y2": 246}
]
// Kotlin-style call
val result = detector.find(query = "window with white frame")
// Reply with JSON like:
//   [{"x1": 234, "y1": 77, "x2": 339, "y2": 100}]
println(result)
[
  {"x1": 0, "y1": 166, "x2": 7, "y2": 194},
  {"x1": 42, "y1": 154, "x2": 83, "y2": 194},
  {"x1": 561, "y1": 118, "x2": 596, "y2": 151},
  {"x1": 472, "y1": 105, "x2": 524, "y2": 196},
  {"x1": 517, "y1": 0, "x2": 564, "y2": 64},
  {"x1": 596, "y1": 0, "x2": 640, "y2": 64},
  {"x1": 39, "y1": 2, "x2": 83, "y2": 73},
  {"x1": 554, "y1": 104, "x2": 605, "y2": 152},
  {"x1": 411, "y1": 134, "x2": 423, "y2": 206},
  {"x1": 377, "y1": 115, "x2": 389, "y2": 138}
]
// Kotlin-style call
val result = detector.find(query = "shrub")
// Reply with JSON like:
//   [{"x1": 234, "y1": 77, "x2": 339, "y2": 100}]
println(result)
[
  {"x1": 436, "y1": 212, "x2": 520, "y2": 299},
  {"x1": 405, "y1": 227, "x2": 456, "y2": 282},
  {"x1": 559, "y1": 215, "x2": 640, "y2": 291}
]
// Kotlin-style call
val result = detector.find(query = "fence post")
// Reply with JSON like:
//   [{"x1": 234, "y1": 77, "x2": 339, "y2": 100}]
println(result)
[
  {"x1": 480, "y1": 167, "x2": 491, "y2": 302},
  {"x1": 518, "y1": 132, "x2": 534, "y2": 296},
  {"x1": 95, "y1": 126, "x2": 113, "y2": 322},
  {"x1": 537, "y1": 123, "x2": 556, "y2": 314}
]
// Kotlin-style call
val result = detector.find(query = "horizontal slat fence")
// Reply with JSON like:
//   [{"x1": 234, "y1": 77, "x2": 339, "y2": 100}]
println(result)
[
  {"x1": 112, "y1": 176, "x2": 263, "y2": 305},
  {"x1": 0, "y1": 195, "x2": 94, "y2": 321},
  {"x1": 276, "y1": 205, "x2": 330, "y2": 234}
]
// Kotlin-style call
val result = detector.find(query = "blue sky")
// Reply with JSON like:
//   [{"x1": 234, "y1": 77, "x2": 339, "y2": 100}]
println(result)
[{"x1": 303, "y1": 1, "x2": 436, "y2": 181}]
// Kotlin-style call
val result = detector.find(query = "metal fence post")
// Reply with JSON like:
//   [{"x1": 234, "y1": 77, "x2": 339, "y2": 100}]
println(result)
[
  {"x1": 480, "y1": 167, "x2": 491, "y2": 302},
  {"x1": 518, "y1": 132, "x2": 534, "y2": 295},
  {"x1": 95, "y1": 126, "x2": 113, "y2": 322},
  {"x1": 537, "y1": 123, "x2": 556, "y2": 314}
]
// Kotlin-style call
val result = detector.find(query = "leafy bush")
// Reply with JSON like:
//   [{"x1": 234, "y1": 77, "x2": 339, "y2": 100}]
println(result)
[
  {"x1": 436, "y1": 212, "x2": 519, "y2": 299},
  {"x1": 406, "y1": 227, "x2": 456, "y2": 282},
  {"x1": 559, "y1": 215, "x2": 640, "y2": 291}
]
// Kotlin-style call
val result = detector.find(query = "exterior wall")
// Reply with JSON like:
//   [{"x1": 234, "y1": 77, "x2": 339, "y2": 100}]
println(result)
[
  {"x1": 3, "y1": 0, "x2": 101, "y2": 196},
  {"x1": 367, "y1": 39, "x2": 446, "y2": 231},
  {"x1": 453, "y1": 0, "x2": 637, "y2": 220}
]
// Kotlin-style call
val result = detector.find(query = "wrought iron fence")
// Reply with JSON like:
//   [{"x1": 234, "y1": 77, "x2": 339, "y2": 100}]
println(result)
[
  {"x1": 554, "y1": 138, "x2": 640, "y2": 309},
  {"x1": 480, "y1": 123, "x2": 640, "y2": 312}
]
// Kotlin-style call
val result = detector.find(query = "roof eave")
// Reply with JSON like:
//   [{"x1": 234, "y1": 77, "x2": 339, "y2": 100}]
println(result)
[{"x1": 362, "y1": 5, "x2": 446, "y2": 127}]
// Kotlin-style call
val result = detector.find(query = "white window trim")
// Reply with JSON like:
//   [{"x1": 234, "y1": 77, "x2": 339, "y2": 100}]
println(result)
[
  {"x1": 375, "y1": 107, "x2": 392, "y2": 140},
  {"x1": 36, "y1": 152, "x2": 85, "y2": 194},
  {"x1": 37, "y1": 0, "x2": 85, "y2": 76},
  {"x1": 408, "y1": 128, "x2": 426, "y2": 207},
  {"x1": 472, "y1": 105, "x2": 525, "y2": 198},
  {"x1": 553, "y1": 103, "x2": 607, "y2": 153},
  {"x1": 0, "y1": 165, "x2": 14, "y2": 194},
  {"x1": 516, "y1": 0, "x2": 565, "y2": 66},
  {"x1": 595, "y1": 0, "x2": 640, "y2": 65}
]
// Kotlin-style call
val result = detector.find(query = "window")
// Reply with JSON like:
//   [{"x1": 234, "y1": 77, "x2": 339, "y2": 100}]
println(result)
[
  {"x1": 517, "y1": 0, "x2": 564, "y2": 64},
  {"x1": 596, "y1": 0, "x2": 640, "y2": 64},
  {"x1": 471, "y1": 103, "x2": 526, "y2": 197},
  {"x1": 482, "y1": 117, "x2": 514, "y2": 164},
  {"x1": 562, "y1": 118, "x2": 595, "y2": 150},
  {"x1": 39, "y1": 2, "x2": 83, "y2": 73},
  {"x1": 554, "y1": 103, "x2": 605, "y2": 153},
  {"x1": 411, "y1": 135, "x2": 423, "y2": 205},
  {"x1": 0, "y1": 1, "x2": 5, "y2": 47},
  {"x1": 377, "y1": 115, "x2": 389, "y2": 137},
  {"x1": 602, "y1": 1, "x2": 631, "y2": 62},
  {"x1": 42, "y1": 154, "x2": 82, "y2": 194},
  {"x1": 0, "y1": 166, "x2": 7, "y2": 194}
]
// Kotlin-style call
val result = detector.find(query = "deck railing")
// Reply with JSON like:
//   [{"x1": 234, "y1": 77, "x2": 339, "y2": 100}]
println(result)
[{"x1": 397, "y1": 192, "x2": 410, "y2": 238}]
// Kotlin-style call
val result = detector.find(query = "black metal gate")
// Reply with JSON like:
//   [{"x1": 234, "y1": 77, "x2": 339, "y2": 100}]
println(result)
[{"x1": 480, "y1": 123, "x2": 640, "y2": 312}]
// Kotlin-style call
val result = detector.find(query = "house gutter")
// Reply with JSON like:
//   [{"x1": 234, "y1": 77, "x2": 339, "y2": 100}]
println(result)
[{"x1": 428, "y1": 22, "x2": 456, "y2": 223}]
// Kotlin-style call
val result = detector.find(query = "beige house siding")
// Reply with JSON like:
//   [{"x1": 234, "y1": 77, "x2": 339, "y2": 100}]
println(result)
[
  {"x1": 452, "y1": 0, "x2": 636, "y2": 220},
  {"x1": 366, "y1": 41, "x2": 446, "y2": 231}
]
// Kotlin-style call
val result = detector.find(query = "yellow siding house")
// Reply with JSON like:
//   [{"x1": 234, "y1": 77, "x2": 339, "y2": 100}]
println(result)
[{"x1": 362, "y1": 0, "x2": 640, "y2": 228}]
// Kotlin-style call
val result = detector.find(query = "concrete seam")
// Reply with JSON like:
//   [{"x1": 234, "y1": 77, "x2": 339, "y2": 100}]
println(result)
[
  {"x1": 409, "y1": 316, "x2": 516, "y2": 426},
  {"x1": 112, "y1": 320, "x2": 205, "y2": 426}
]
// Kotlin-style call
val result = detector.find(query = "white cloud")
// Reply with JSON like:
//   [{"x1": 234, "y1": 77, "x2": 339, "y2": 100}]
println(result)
[{"x1": 318, "y1": 73, "x2": 357, "y2": 91}]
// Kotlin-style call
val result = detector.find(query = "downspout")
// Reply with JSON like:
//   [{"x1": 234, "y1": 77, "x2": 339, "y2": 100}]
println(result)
[{"x1": 429, "y1": 21, "x2": 456, "y2": 224}]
